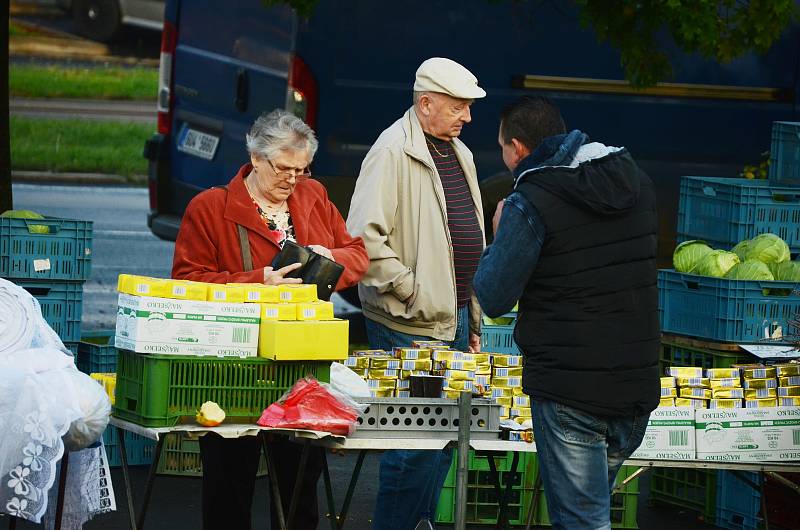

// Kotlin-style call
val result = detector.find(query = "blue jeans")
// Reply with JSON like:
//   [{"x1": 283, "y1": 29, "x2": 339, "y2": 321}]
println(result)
[
  {"x1": 367, "y1": 306, "x2": 469, "y2": 530},
  {"x1": 531, "y1": 398, "x2": 649, "y2": 530}
]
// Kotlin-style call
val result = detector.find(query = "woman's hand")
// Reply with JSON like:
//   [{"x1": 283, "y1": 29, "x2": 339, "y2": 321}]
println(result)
[
  {"x1": 308, "y1": 244, "x2": 334, "y2": 261},
  {"x1": 263, "y1": 263, "x2": 303, "y2": 285}
]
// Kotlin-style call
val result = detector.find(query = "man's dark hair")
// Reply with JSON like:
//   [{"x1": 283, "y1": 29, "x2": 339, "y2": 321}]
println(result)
[{"x1": 499, "y1": 96, "x2": 566, "y2": 151}]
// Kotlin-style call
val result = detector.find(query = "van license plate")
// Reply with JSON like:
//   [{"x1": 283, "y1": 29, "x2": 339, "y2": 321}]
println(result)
[{"x1": 177, "y1": 126, "x2": 219, "y2": 160}]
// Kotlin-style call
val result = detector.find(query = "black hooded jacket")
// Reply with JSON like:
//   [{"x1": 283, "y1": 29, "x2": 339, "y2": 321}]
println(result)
[{"x1": 514, "y1": 147, "x2": 660, "y2": 417}]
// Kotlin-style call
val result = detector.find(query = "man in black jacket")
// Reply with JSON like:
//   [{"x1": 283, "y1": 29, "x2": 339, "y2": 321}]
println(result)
[{"x1": 473, "y1": 96, "x2": 660, "y2": 530}]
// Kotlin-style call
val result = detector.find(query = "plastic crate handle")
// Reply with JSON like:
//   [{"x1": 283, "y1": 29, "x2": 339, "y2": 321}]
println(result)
[
  {"x1": 23, "y1": 218, "x2": 63, "y2": 234},
  {"x1": 701, "y1": 186, "x2": 717, "y2": 197},
  {"x1": 20, "y1": 285, "x2": 52, "y2": 297},
  {"x1": 770, "y1": 191, "x2": 800, "y2": 203}
]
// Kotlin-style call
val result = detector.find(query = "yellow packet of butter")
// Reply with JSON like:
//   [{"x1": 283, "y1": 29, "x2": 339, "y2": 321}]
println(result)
[
  {"x1": 368, "y1": 369, "x2": 399, "y2": 379},
  {"x1": 401, "y1": 359, "x2": 432, "y2": 371},
  {"x1": 493, "y1": 367, "x2": 523, "y2": 378},
  {"x1": 659, "y1": 397, "x2": 675, "y2": 407},
  {"x1": 778, "y1": 386, "x2": 800, "y2": 397},
  {"x1": 743, "y1": 367, "x2": 777, "y2": 379},
  {"x1": 660, "y1": 377, "x2": 676, "y2": 388},
  {"x1": 369, "y1": 388, "x2": 394, "y2": 398},
  {"x1": 676, "y1": 377, "x2": 710, "y2": 388},
  {"x1": 228, "y1": 283, "x2": 280, "y2": 303},
  {"x1": 744, "y1": 388, "x2": 776, "y2": 399},
  {"x1": 370, "y1": 357, "x2": 401, "y2": 370},
  {"x1": 296, "y1": 300, "x2": 334, "y2": 321},
  {"x1": 680, "y1": 387, "x2": 712, "y2": 399},
  {"x1": 493, "y1": 355, "x2": 523, "y2": 367},
  {"x1": 743, "y1": 378, "x2": 778, "y2": 390},
  {"x1": 745, "y1": 398, "x2": 777, "y2": 408},
  {"x1": 207, "y1": 284, "x2": 246, "y2": 303},
  {"x1": 710, "y1": 378, "x2": 741, "y2": 389},
  {"x1": 708, "y1": 399, "x2": 742, "y2": 409},
  {"x1": 705, "y1": 368, "x2": 741, "y2": 379},
  {"x1": 395, "y1": 348, "x2": 432, "y2": 360},
  {"x1": 667, "y1": 366, "x2": 703, "y2": 379},
  {"x1": 775, "y1": 363, "x2": 800, "y2": 377},
  {"x1": 779, "y1": 397, "x2": 800, "y2": 406},
  {"x1": 343, "y1": 356, "x2": 371, "y2": 369},
  {"x1": 260, "y1": 303, "x2": 296, "y2": 321},
  {"x1": 278, "y1": 284, "x2": 317, "y2": 302},
  {"x1": 713, "y1": 388, "x2": 744, "y2": 399},
  {"x1": 661, "y1": 387, "x2": 677, "y2": 398}
]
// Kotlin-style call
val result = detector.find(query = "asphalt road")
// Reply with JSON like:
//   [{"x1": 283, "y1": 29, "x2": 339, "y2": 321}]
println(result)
[
  {"x1": 10, "y1": 97, "x2": 156, "y2": 123},
  {"x1": 6, "y1": 183, "x2": 721, "y2": 529}
]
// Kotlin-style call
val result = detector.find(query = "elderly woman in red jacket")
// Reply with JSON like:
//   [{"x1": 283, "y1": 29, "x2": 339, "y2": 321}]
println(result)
[{"x1": 172, "y1": 109, "x2": 368, "y2": 530}]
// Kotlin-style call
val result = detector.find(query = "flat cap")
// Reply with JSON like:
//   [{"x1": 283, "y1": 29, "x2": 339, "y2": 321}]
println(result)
[{"x1": 413, "y1": 57, "x2": 486, "y2": 99}]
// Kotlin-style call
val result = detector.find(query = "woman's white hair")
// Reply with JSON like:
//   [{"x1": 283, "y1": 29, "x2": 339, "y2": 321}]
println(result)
[{"x1": 245, "y1": 109, "x2": 318, "y2": 160}]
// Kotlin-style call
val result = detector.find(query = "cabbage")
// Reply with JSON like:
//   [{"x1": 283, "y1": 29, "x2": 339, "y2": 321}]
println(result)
[
  {"x1": 673, "y1": 240, "x2": 713, "y2": 273},
  {"x1": 724, "y1": 259, "x2": 774, "y2": 281},
  {"x1": 769, "y1": 260, "x2": 800, "y2": 282},
  {"x1": 744, "y1": 233, "x2": 790, "y2": 265},
  {"x1": 692, "y1": 250, "x2": 740, "y2": 277},
  {"x1": 731, "y1": 240, "x2": 750, "y2": 261}
]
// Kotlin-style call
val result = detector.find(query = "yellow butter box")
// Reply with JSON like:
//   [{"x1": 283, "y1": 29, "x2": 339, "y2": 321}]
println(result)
[
  {"x1": 494, "y1": 396, "x2": 512, "y2": 407},
  {"x1": 775, "y1": 363, "x2": 800, "y2": 377},
  {"x1": 713, "y1": 388, "x2": 744, "y2": 399},
  {"x1": 433, "y1": 350, "x2": 474, "y2": 362},
  {"x1": 744, "y1": 398, "x2": 778, "y2": 408},
  {"x1": 710, "y1": 378, "x2": 741, "y2": 389},
  {"x1": 443, "y1": 389, "x2": 464, "y2": 399},
  {"x1": 344, "y1": 356, "x2": 370, "y2": 370},
  {"x1": 278, "y1": 284, "x2": 317, "y2": 303},
  {"x1": 396, "y1": 390, "x2": 411, "y2": 398},
  {"x1": 779, "y1": 397, "x2": 800, "y2": 406},
  {"x1": 680, "y1": 387, "x2": 712, "y2": 399},
  {"x1": 260, "y1": 303, "x2": 297, "y2": 321},
  {"x1": 169, "y1": 280, "x2": 209, "y2": 300},
  {"x1": 368, "y1": 369, "x2": 400, "y2": 379},
  {"x1": 493, "y1": 367, "x2": 522, "y2": 378},
  {"x1": 743, "y1": 378, "x2": 778, "y2": 390},
  {"x1": 296, "y1": 300, "x2": 335, "y2": 321},
  {"x1": 510, "y1": 407, "x2": 532, "y2": 417},
  {"x1": 118, "y1": 274, "x2": 204, "y2": 299},
  {"x1": 400, "y1": 370, "x2": 430, "y2": 379},
  {"x1": 447, "y1": 380, "x2": 474, "y2": 391},
  {"x1": 744, "y1": 388, "x2": 776, "y2": 400},
  {"x1": 258, "y1": 319, "x2": 348, "y2": 361},
  {"x1": 493, "y1": 376, "x2": 522, "y2": 387},
  {"x1": 474, "y1": 375, "x2": 491, "y2": 387},
  {"x1": 446, "y1": 359, "x2": 477, "y2": 371},
  {"x1": 743, "y1": 367, "x2": 777, "y2": 379},
  {"x1": 352, "y1": 349, "x2": 386, "y2": 356},
  {"x1": 778, "y1": 386, "x2": 800, "y2": 397},
  {"x1": 396, "y1": 379, "x2": 411, "y2": 390},
  {"x1": 705, "y1": 368, "x2": 741, "y2": 379},
  {"x1": 228, "y1": 283, "x2": 280, "y2": 303},
  {"x1": 475, "y1": 363, "x2": 492, "y2": 375},
  {"x1": 401, "y1": 359, "x2": 432, "y2": 371},
  {"x1": 493, "y1": 355, "x2": 522, "y2": 367},
  {"x1": 513, "y1": 395, "x2": 530, "y2": 408},
  {"x1": 675, "y1": 398, "x2": 708, "y2": 409},
  {"x1": 659, "y1": 397, "x2": 675, "y2": 407},
  {"x1": 370, "y1": 357, "x2": 401, "y2": 370},
  {"x1": 667, "y1": 366, "x2": 704, "y2": 379},
  {"x1": 472, "y1": 354, "x2": 491, "y2": 364},
  {"x1": 677, "y1": 377, "x2": 710, "y2": 388},
  {"x1": 366, "y1": 378, "x2": 396, "y2": 389},
  {"x1": 661, "y1": 387, "x2": 677, "y2": 398},
  {"x1": 207, "y1": 284, "x2": 246, "y2": 303},
  {"x1": 443, "y1": 369, "x2": 475, "y2": 381},
  {"x1": 490, "y1": 387, "x2": 514, "y2": 398},
  {"x1": 369, "y1": 388, "x2": 394, "y2": 398},
  {"x1": 779, "y1": 376, "x2": 800, "y2": 387},
  {"x1": 394, "y1": 348, "x2": 432, "y2": 360},
  {"x1": 412, "y1": 340, "x2": 447, "y2": 349},
  {"x1": 660, "y1": 377, "x2": 676, "y2": 388},
  {"x1": 708, "y1": 399, "x2": 742, "y2": 409}
]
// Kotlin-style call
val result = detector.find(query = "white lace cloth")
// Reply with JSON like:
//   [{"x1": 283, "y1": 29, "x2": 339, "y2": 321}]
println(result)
[{"x1": 0, "y1": 278, "x2": 115, "y2": 527}]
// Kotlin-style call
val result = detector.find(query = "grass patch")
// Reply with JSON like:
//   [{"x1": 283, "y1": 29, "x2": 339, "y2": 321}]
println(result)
[
  {"x1": 10, "y1": 64, "x2": 158, "y2": 100},
  {"x1": 11, "y1": 117, "x2": 152, "y2": 178}
]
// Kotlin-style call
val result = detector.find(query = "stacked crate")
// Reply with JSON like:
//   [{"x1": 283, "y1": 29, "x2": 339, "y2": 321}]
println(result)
[{"x1": 0, "y1": 215, "x2": 93, "y2": 355}]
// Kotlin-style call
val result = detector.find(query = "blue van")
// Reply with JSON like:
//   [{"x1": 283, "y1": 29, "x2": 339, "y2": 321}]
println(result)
[{"x1": 145, "y1": 0, "x2": 800, "y2": 267}]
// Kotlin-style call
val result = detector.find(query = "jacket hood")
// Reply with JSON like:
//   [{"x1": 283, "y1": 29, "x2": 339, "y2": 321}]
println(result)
[{"x1": 516, "y1": 142, "x2": 641, "y2": 215}]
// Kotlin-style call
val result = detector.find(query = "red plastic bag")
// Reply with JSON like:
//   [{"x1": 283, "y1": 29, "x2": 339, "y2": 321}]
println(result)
[{"x1": 257, "y1": 377, "x2": 362, "y2": 435}]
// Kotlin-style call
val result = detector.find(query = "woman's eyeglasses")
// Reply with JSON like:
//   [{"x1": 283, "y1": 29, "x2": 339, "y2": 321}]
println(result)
[{"x1": 267, "y1": 159, "x2": 311, "y2": 181}]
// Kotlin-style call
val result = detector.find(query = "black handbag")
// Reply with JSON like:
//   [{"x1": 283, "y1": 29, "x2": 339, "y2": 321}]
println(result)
[{"x1": 271, "y1": 240, "x2": 344, "y2": 301}]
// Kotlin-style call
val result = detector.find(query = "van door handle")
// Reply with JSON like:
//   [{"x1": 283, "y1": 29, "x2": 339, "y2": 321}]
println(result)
[{"x1": 235, "y1": 69, "x2": 248, "y2": 113}]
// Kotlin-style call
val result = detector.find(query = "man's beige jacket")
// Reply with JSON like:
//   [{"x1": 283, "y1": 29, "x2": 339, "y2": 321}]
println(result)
[{"x1": 347, "y1": 106, "x2": 484, "y2": 341}]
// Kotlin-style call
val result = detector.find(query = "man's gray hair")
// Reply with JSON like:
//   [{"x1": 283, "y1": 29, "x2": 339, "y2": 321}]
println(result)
[
  {"x1": 246, "y1": 109, "x2": 318, "y2": 160},
  {"x1": 412, "y1": 91, "x2": 427, "y2": 106}
]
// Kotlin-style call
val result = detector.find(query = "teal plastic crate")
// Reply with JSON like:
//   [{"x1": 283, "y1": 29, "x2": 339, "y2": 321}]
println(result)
[
  {"x1": 660, "y1": 340, "x2": 754, "y2": 371},
  {"x1": 77, "y1": 330, "x2": 117, "y2": 374},
  {"x1": 658, "y1": 269, "x2": 800, "y2": 344},
  {"x1": 676, "y1": 176, "x2": 800, "y2": 253},
  {"x1": 15, "y1": 279, "x2": 84, "y2": 342},
  {"x1": 769, "y1": 121, "x2": 800, "y2": 187},
  {"x1": 715, "y1": 471, "x2": 762, "y2": 530},
  {"x1": 103, "y1": 426, "x2": 156, "y2": 467},
  {"x1": 0, "y1": 216, "x2": 93, "y2": 281},
  {"x1": 481, "y1": 324, "x2": 520, "y2": 355}
]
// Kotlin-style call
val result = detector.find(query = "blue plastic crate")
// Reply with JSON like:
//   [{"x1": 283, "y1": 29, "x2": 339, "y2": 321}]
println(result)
[
  {"x1": 15, "y1": 279, "x2": 84, "y2": 342},
  {"x1": 715, "y1": 470, "x2": 762, "y2": 530},
  {"x1": 658, "y1": 269, "x2": 800, "y2": 344},
  {"x1": 103, "y1": 426, "x2": 156, "y2": 467},
  {"x1": 77, "y1": 330, "x2": 117, "y2": 374},
  {"x1": 676, "y1": 176, "x2": 800, "y2": 253},
  {"x1": 0, "y1": 216, "x2": 93, "y2": 281},
  {"x1": 481, "y1": 323, "x2": 520, "y2": 354},
  {"x1": 769, "y1": 121, "x2": 800, "y2": 187}
]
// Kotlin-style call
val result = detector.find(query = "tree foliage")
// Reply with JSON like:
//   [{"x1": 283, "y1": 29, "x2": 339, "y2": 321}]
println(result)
[
  {"x1": 577, "y1": 0, "x2": 798, "y2": 87},
  {"x1": 266, "y1": 0, "x2": 797, "y2": 88}
]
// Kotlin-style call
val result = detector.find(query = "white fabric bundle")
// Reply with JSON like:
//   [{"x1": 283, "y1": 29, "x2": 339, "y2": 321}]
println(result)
[{"x1": 0, "y1": 278, "x2": 113, "y2": 526}]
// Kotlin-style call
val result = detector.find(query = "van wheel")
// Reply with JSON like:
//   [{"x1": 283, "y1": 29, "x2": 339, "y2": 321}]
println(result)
[
  {"x1": 73, "y1": 0, "x2": 122, "y2": 42},
  {"x1": 479, "y1": 171, "x2": 514, "y2": 243}
]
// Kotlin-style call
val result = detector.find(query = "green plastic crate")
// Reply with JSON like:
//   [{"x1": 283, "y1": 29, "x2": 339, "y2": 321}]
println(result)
[
  {"x1": 155, "y1": 432, "x2": 267, "y2": 477},
  {"x1": 112, "y1": 350, "x2": 331, "y2": 427},
  {"x1": 649, "y1": 468, "x2": 717, "y2": 523},
  {"x1": 660, "y1": 340, "x2": 754, "y2": 372},
  {"x1": 436, "y1": 451, "x2": 639, "y2": 528}
]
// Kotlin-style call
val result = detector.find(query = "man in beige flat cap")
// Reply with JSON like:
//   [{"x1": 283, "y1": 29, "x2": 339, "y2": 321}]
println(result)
[{"x1": 347, "y1": 57, "x2": 486, "y2": 529}]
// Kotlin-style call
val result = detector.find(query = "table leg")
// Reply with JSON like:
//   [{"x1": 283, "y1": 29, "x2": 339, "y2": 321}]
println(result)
[
  {"x1": 7, "y1": 514, "x2": 17, "y2": 530},
  {"x1": 287, "y1": 439, "x2": 311, "y2": 529},
  {"x1": 262, "y1": 433, "x2": 287, "y2": 530},
  {"x1": 117, "y1": 426, "x2": 138, "y2": 530},
  {"x1": 321, "y1": 451, "x2": 339, "y2": 530},
  {"x1": 761, "y1": 472, "x2": 770, "y2": 530},
  {"x1": 524, "y1": 470, "x2": 542, "y2": 530},
  {"x1": 135, "y1": 436, "x2": 165, "y2": 530},
  {"x1": 497, "y1": 452, "x2": 519, "y2": 530},
  {"x1": 53, "y1": 450, "x2": 69, "y2": 530},
  {"x1": 337, "y1": 450, "x2": 366, "y2": 529},
  {"x1": 485, "y1": 453, "x2": 503, "y2": 530},
  {"x1": 454, "y1": 391, "x2": 472, "y2": 530}
]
